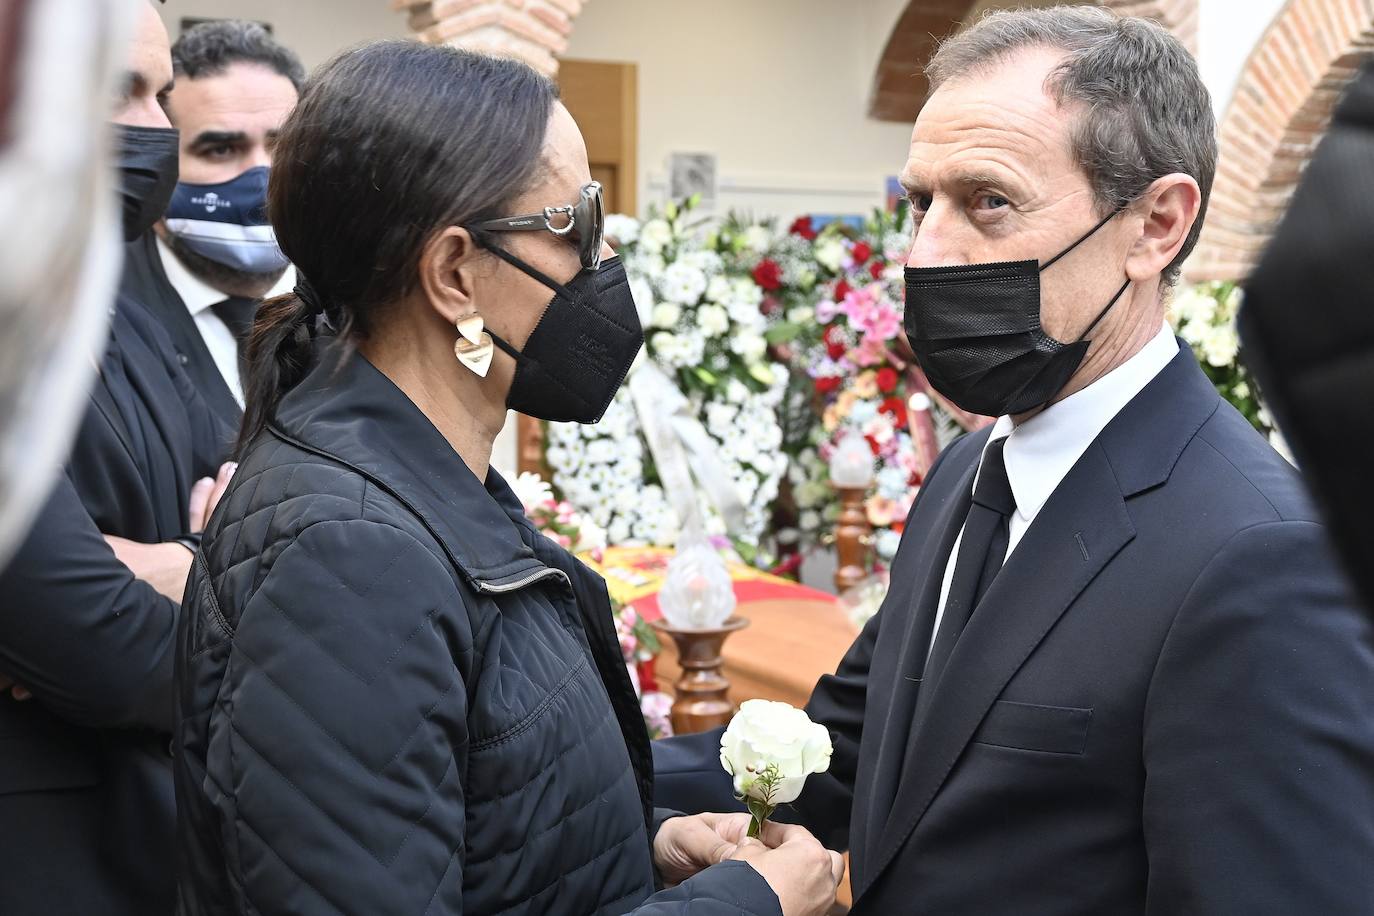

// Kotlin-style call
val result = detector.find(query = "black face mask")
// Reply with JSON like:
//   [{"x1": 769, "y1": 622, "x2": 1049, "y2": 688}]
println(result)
[
  {"x1": 904, "y1": 208, "x2": 1130, "y2": 418},
  {"x1": 481, "y1": 248, "x2": 644, "y2": 423},
  {"x1": 114, "y1": 124, "x2": 180, "y2": 242}
]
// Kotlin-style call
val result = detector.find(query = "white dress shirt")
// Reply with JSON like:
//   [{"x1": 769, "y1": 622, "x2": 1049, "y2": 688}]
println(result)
[
  {"x1": 156, "y1": 237, "x2": 294, "y2": 406},
  {"x1": 928, "y1": 323, "x2": 1179, "y2": 655}
]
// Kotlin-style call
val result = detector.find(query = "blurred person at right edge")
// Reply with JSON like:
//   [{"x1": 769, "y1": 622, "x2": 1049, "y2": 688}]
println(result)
[
  {"x1": 1240, "y1": 59, "x2": 1374, "y2": 615},
  {"x1": 0, "y1": 3, "x2": 233, "y2": 913}
]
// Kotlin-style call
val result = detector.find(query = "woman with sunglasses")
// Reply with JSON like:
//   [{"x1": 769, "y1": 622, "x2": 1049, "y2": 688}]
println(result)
[{"x1": 171, "y1": 42, "x2": 842, "y2": 916}]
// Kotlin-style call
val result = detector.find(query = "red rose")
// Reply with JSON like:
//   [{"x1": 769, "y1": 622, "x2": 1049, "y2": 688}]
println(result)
[
  {"x1": 790, "y1": 216, "x2": 818, "y2": 240},
  {"x1": 876, "y1": 367, "x2": 899, "y2": 393},
  {"x1": 880, "y1": 396, "x2": 908, "y2": 427},
  {"x1": 752, "y1": 259, "x2": 783, "y2": 291},
  {"x1": 851, "y1": 241, "x2": 872, "y2": 264},
  {"x1": 823, "y1": 325, "x2": 847, "y2": 359},
  {"x1": 833, "y1": 279, "x2": 852, "y2": 303},
  {"x1": 869, "y1": 260, "x2": 886, "y2": 280},
  {"x1": 814, "y1": 376, "x2": 842, "y2": 394},
  {"x1": 865, "y1": 435, "x2": 882, "y2": 455}
]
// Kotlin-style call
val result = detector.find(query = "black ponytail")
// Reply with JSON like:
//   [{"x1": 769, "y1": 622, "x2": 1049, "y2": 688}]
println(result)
[{"x1": 234, "y1": 41, "x2": 557, "y2": 455}]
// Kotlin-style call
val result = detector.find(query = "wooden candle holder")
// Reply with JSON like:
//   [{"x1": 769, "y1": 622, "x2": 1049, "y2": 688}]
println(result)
[{"x1": 651, "y1": 616, "x2": 749, "y2": 735}]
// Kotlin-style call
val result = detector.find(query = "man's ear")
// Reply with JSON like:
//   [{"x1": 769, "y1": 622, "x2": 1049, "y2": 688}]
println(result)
[{"x1": 1125, "y1": 173, "x2": 1202, "y2": 283}]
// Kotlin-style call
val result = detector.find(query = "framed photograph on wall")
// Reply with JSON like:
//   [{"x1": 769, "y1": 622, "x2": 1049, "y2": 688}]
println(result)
[{"x1": 668, "y1": 152, "x2": 718, "y2": 209}]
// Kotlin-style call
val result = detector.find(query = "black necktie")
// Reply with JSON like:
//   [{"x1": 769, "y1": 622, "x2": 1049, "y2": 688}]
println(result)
[
  {"x1": 924, "y1": 437, "x2": 1016, "y2": 689},
  {"x1": 210, "y1": 296, "x2": 258, "y2": 353}
]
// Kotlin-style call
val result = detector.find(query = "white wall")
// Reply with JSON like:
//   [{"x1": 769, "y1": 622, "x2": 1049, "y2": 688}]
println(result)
[
  {"x1": 565, "y1": 0, "x2": 917, "y2": 223},
  {"x1": 156, "y1": 0, "x2": 410, "y2": 72},
  {"x1": 1197, "y1": 0, "x2": 1288, "y2": 116}
]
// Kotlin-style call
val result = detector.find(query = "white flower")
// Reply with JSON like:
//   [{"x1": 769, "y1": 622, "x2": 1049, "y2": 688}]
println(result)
[
  {"x1": 875, "y1": 529, "x2": 902, "y2": 560},
  {"x1": 682, "y1": 249, "x2": 723, "y2": 276},
  {"x1": 697, "y1": 303, "x2": 730, "y2": 338},
  {"x1": 814, "y1": 237, "x2": 845, "y2": 272},
  {"x1": 742, "y1": 225, "x2": 773, "y2": 253},
  {"x1": 726, "y1": 379, "x2": 750, "y2": 404},
  {"x1": 511, "y1": 472, "x2": 553, "y2": 512},
  {"x1": 639, "y1": 219, "x2": 673, "y2": 254},
  {"x1": 608, "y1": 518, "x2": 632, "y2": 544},
  {"x1": 799, "y1": 510, "x2": 821, "y2": 531},
  {"x1": 731, "y1": 331, "x2": 768, "y2": 363},
  {"x1": 629, "y1": 276, "x2": 656, "y2": 328},
  {"x1": 1201, "y1": 323, "x2": 1239, "y2": 368},
  {"x1": 1170, "y1": 286, "x2": 1216, "y2": 327},
  {"x1": 651, "y1": 302, "x2": 682, "y2": 329},
  {"x1": 788, "y1": 306, "x2": 815, "y2": 324},
  {"x1": 732, "y1": 277, "x2": 764, "y2": 307},
  {"x1": 586, "y1": 438, "x2": 618, "y2": 465},
  {"x1": 720, "y1": 700, "x2": 832, "y2": 808},
  {"x1": 604, "y1": 213, "x2": 641, "y2": 247},
  {"x1": 706, "y1": 275, "x2": 732, "y2": 304},
  {"x1": 637, "y1": 253, "x2": 667, "y2": 279},
  {"x1": 577, "y1": 519, "x2": 608, "y2": 552},
  {"x1": 661, "y1": 261, "x2": 708, "y2": 305},
  {"x1": 876, "y1": 466, "x2": 910, "y2": 501}
]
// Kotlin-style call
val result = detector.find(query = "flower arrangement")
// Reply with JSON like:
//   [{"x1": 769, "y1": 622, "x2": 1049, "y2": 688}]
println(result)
[
  {"x1": 746, "y1": 208, "x2": 969, "y2": 568},
  {"x1": 1168, "y1": 281, "x2": 1288, "y2": 458},
  {"x1": 544, "y1": 197, "x2": 789, "y2": 563}
]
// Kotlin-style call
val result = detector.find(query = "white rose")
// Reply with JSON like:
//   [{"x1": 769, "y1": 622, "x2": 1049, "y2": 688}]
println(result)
[
  {"x1": 875, "y1": 529, "x2": 902, "y2": 560},
  {"x1": 639, "y1": 219, "x2": 673, "y2": 254},
  {"x1": 720, "y1": 700, "x2": 833, "y2": 809},
  {"x1": 731, "y1": 331, "x2": 768, "y2": 363},
  {"x1": 604, "y1": 213, "x2": 641, "y2": 247},
  {"x1": 706, "y1": 275, "x2": 732, "y2": 304},
  {"x1": 697, "y1": 303, "x2": 730, "y2": 338},
  {"x1": 743, "y1": 225, "x2": 773, "y2": 253},
  {"x1": 651, "y1": 302, "x2": 682, "y2": 329},
  {"x1": 814, "y1": 237, "x2": 845, "y2": 272},
  {"x1": 787, "y1": 306, "x2": 815, "y2": 324}
]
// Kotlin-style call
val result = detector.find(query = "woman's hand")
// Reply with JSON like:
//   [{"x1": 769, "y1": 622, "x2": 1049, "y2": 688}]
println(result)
[
  {"x1": 104, "y1": 536, "x2": 194, "y2": 602},
  {"x1": 728, "y1": 821, "x2": 844, "y2": 916}
]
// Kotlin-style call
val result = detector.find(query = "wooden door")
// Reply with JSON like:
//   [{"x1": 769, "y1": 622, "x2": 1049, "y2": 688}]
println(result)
[{"x1": 516, "y1": 59, "x2": 638, "y2": 476}]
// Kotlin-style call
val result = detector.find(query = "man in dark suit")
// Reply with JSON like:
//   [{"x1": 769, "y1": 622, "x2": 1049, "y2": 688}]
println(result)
[
  {"x1": 656, "y1": 8, "x2": 1374, "y2": 914},
  {"x1": 0, "y1": 4, "x2": 234, "y2": 912},
  {"x1": 121, "y1": 19, "x2": 303, "y2": 429}
]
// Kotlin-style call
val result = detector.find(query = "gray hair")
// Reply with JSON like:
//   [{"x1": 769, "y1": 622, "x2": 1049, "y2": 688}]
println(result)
[
  {"x1": 927, "y1": 6, "x2": 1215, "y2": 285},
  {"x1": 172, "y1": 20, "x2": 306, "y2": 92}
]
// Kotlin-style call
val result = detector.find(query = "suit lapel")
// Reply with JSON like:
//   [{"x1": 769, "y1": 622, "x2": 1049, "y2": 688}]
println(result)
[
  {"x1": 857, "y1": 440, "x2": 1136, "y2": 900},
  {"x1": 859, "y1": 454, "x2": 976, "y2": 864}
]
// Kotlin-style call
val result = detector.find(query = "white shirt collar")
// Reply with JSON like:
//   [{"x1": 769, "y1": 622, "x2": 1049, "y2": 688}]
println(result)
[
  {"x1": 986, "y1": 323, "x2": 1179, "y2": 524},
  {"x1": 155, "y1": 235, "x2": 296, "y2": 317}
]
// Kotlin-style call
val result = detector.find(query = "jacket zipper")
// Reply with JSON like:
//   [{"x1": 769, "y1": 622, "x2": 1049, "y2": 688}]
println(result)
[{"x1": 474, "y1": 567, "x2": 571, "y2": 594}]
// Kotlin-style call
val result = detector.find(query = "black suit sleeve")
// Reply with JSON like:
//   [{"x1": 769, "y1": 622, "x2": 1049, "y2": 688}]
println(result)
[
  {"x1": 1142, "y1": 520, "x2": 1374, "y2": 913},
  {"x1": 0, "y1": 475, "x2": 177, "y2": 731}
]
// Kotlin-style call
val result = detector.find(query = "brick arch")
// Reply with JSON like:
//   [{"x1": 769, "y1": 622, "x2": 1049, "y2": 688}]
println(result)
[
  {"x1": 869, "y1": 1, "x2": 1197, "y2": 123},
  {"x1": 1190, "y1": 0, "x2": 1374, "y2": 281},
  {"x1": 390, "y1": 0, "x2": 586, "y2": 75}
]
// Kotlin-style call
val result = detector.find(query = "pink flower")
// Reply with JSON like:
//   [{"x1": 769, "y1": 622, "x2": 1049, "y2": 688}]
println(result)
[{"x1": 816, "y1": 299, "x2": 840, "y2": 324}]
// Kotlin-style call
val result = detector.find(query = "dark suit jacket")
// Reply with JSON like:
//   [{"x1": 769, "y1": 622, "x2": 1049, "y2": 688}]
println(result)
[
  {"x1": 121, "y1": 231, "x2": 243, "y2": 434},
  {"x1": 0, "y1": 295, "x2": 230, "y2": 915},
  {"x1": 657, "y1": 347, "x2": 1374, "y2": 914},
  {"x1": 1240, "y1": 60, "x2": 1374, "y2": 613}
]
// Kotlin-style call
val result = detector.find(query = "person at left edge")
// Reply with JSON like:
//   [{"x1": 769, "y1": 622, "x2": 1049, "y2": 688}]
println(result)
[
  {"x1": 0, "y1": 4, "x2": 235, "y2": 914},
  {"x1": 121, "y1": 19, "x2": 303, "y2": 431}
]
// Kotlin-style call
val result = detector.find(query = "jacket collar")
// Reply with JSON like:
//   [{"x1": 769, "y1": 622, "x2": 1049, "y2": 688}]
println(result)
[{"x1": 271, "y1": 348, "x2": 554, "y2": 591}]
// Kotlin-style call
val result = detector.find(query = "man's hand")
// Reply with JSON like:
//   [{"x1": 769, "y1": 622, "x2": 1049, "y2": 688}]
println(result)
[
  {"x1": 104, "y1": 536, "x2": 194, "y2": 602},
  {"x1": 653, "y1": 812, "x2": 754, "y2": 886},
  {"x1": 728, "y1": 821, "x2": 845, "y2": 916},
  {"x1": 188, "y1": 461, "x2": 237, "y2": 534}
]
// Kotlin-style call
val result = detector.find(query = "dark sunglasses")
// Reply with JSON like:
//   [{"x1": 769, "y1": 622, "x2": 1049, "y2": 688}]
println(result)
[{"x1": 468, "y1": 181, "x2": 605, "y2": 271}]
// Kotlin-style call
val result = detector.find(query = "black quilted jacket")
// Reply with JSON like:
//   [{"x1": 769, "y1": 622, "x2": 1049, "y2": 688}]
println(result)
[{"x1": 173, "y1": 351, "x2": 781, "y2": 916}]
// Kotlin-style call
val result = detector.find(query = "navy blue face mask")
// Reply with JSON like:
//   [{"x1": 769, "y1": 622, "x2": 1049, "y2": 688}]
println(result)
[{"x1": 163, "y1": 166, "x2": 290, "y2": 273}]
